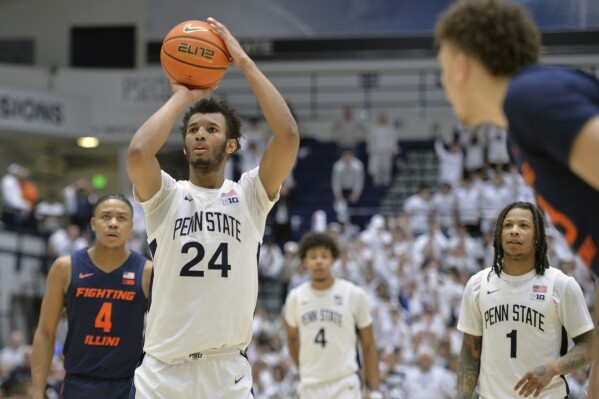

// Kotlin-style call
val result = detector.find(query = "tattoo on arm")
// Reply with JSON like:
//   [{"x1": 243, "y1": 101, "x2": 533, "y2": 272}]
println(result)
[
  {"x1": 556, "y1": 331, "x2": 593, "y2": 375},
  {"x1": 457, "y1": 334, "x2": 482, "y2": 399}
]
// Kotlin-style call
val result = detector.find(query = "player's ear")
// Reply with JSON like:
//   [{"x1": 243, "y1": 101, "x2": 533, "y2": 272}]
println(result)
[
  {"x1": 90, "y1": 217, "x2": 96, "y2": 232},
  {"x1": 226, "y1": 138, "x2": 237, "y2": 154},
  {"x1": 183, "y1": 146, "x2": 187, "y2": 156}
]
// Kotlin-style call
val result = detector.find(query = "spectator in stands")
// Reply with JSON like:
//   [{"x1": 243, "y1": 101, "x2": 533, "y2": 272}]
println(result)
[
  {"x1": 330, "y1": 104, "x2": 366, "y2": 151},
  {"x1": 63, "y1": 179, "x2": 95, "y2": 237},
  {"x1": 258, "y1": 239, "x2": 285, "y2": 281},
  {"x1": 1, "y1": 346, "x2": 33, "y2": 399},
  {"x1": 434, "y1": 137, "x2": 464, "y2": 187},
  {"x1": 19, "y1": 167, "x2": 38, "y2": 213},
  {"x1": 1, "y1": 163, "x2": 34, "y2": 230},
  {"x1": 0, "y1": 331, "x2": 27, "y2": 371},
  {"x1": 240, "y1": 141, "x2": 262, "y2": 174},
  {"x1": 242, "y1": 116, "x2": 268, "y2": 155},
  {"x1": 366, "y1": 111, "x2": 399, "y2": 186},
  {"x1": 34, "y1": 190, "x2": 66, "y2": 235},
  {"x1": 331, "y1": 148, "x2": 365, "y2": 226},
  {"x1": 413, "y1": 219, "x2": 448, "y2": 267},
  {"x1": 483, "y1": 123, "x2": 510, "y2": 171},
  {"x1": 402, "y1": 345, "x2": 454, "y2": 399},
  {"x1": 479, "y1": 173, "x2": 513, "y2": 235},
  {"x1": 459, "y1": 124, "x2": 486, "y2": 175},
  {"x1": 403, "y1": 183, "x2": 433, "y2": 237},
  {"x1": 454, "y1": 173, "x2": 481, "y2": 237},
  {"x1": 47, "y1": 223, "x2": 88, "y2": 259},
  {"x1": 270, "y1": 173, "x2": 295, "y2": 249},
  {"x1": 430, "y1": 183, "x2": 456, "y2": 237}
]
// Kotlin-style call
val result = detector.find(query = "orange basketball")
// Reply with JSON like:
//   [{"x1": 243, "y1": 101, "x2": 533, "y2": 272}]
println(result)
[{"x1": 160, "y1": 20, "x2": 230, "y2": 89}]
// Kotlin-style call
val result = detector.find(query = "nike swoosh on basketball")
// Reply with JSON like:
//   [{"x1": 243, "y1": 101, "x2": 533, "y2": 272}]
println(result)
[
  {"x1": 79, "y1": 273, "x2": 94, "y2": 279},
  {"x1": 183, "y1": 24, "x2": 208, "y2": 33},
  {"x1": 487, "y1": 289, "x2": 501, "y2": 294},
  {"x1": 234, "y1": 376, "x2": 244, "y2": 384}
]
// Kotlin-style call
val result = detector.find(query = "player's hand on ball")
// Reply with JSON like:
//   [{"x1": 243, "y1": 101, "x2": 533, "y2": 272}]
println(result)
[
  {"x1": 207, "y1": 17, "x2": 250, "y2": 68},
  {"x1": 171, "y1": 81, "x2": 217, "y2": 103},
  {"x1": 514, "y1": 365, "x2": 553, "y2": 397}
]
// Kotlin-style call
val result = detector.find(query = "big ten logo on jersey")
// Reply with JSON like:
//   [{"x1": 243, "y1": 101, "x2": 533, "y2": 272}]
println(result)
[
  {"x1": 530, "y1": 284, "x2": 547, "y2": 301},
  {"x1": 221, "y1": 189, "x2": 239, "y2": 206},
  {"x1": 122, "y1": 271, "x2": 135, "y2": 286}
]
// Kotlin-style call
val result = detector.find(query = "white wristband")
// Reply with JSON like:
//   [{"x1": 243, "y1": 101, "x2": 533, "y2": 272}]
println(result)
[{"x1": 370, "y1": 391, "x2": 383, "y2": 399}]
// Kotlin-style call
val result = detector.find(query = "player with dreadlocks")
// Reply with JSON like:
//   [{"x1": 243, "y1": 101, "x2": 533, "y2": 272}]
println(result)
[
  {"x1": 491, "y1": 202, "x2": 550, "y2": 278},
  {"x1": 456, "y1": 201, "x2": 593, "y2": 398}
]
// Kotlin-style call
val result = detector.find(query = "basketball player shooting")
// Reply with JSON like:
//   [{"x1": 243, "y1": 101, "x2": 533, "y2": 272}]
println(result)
[
  {"x1": 434, "y1": 0, "x2": 599, "y2": 396},
  {"x1": 126, "y1": 17, "x2": 299, "y2": 399}
]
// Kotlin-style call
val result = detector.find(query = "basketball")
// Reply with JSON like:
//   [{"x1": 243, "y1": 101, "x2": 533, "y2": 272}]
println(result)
[{"x1": 160, "y1": 20, "x2": 230, "y2": 89}]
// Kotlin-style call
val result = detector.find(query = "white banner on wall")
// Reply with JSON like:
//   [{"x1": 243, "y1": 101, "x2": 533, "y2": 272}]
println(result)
[
  {"x1": 63, "y1": 69, "x2": 181, "y2": 143},
  {"x1": 0, "y1": 85, "x2": 90, "y2": 137}
]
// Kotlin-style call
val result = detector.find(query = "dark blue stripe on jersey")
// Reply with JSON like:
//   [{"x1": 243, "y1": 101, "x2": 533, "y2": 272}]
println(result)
[
  {"x1": 63, "y1": 249, "x2": 147, "y2": 379},
  {"x1": 559, "y1": 326, "x2": 570, "y2": 395},
  {"x1": 256, "y1": 243, "x2": 261, "y2": 265},
  {"x1": 147, "y1": 268, "x2": 154, "y2": 311},
  {"x1": 148, "y1": 239, "x2": 157, "y2": 259}
]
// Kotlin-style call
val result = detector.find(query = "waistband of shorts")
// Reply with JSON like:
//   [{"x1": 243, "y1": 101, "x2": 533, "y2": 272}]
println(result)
[{"x1": 186, "y1": 347, "x2": 245, "y2": 361}]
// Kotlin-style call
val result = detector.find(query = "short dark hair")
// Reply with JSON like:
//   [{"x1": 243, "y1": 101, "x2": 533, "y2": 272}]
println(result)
[
  {"x1": 93, "y1": 193, "x2": 133, "y2": 216},
  {"x1": 435, "y1": 0, "x2": 541, "y2": 76},
  {"x1": 298, "y1": 232, "x2": 340, "y2": 260},
  {"x1": 180, "y1": 98, "x2": 242, "y2": 154},
  {"x1": 492, "y1": 201, "x2": 549, "y2": 277}
]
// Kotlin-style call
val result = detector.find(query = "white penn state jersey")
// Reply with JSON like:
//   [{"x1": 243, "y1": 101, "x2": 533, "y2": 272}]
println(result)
[
  {"x1": 136, "y1": 168, "x2": 277, "y2": 364},
  {"x1": 285, "y1": 279, "x2": 372, "y2": 385},
  {"x1": 458, "y1": 267, "x2": 593, "y2": 399}
]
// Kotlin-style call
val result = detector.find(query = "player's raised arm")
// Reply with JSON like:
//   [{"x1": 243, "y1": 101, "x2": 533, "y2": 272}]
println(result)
[
  {"x1": 208, "y1": 17, "x2": 299, "y2": 199},
  {"x1": 126, "y1": 83, "x2": 216, "y2": 202},
  {"x1": 31, "y1": 257, "x2": 70, "y2": 399},
  {"x1": 457, "y1": 333, "x2": 482, "y2": 399}
]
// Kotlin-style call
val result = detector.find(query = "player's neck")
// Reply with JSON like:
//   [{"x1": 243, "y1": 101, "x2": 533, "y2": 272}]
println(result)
[
  {"x1": 477, "y1": 74, "x2": 511, "y2": 128},
  {"x1": 88, "y1": 246, "x2": 130, "y2": 272},
  {"x1": 189, "y1": 169, "x2": 225, "y2": 189},
  {"x1": 502, "y1": 257, "x2": 535, "y2": 276},
  {"x1": 311, "y1": 276, "x2": 335, "y2": 291}
]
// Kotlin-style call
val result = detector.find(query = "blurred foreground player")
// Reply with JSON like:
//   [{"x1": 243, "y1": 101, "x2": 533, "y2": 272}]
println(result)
[{"x1": 31, "y1": 194, "x2": 152, "y2": 399}]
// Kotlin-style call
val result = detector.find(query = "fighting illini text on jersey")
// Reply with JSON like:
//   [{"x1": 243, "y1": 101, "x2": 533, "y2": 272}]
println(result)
[{"x1": 63, "y1": 249, "x2": 147, "y2": 378}]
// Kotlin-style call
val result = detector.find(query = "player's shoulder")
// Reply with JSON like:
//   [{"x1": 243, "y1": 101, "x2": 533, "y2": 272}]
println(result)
[
  {"x1": 48, "y1": 255, "x2": 72, "y2": 286},
  {"x1": 466, "y1": 268, "x2": 492, "y2": 292}
]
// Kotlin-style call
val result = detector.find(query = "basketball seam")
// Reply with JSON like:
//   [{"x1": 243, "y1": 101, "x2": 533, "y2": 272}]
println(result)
[{"x1": 163, "y1": 36, "x2": 231, "y2": 61}]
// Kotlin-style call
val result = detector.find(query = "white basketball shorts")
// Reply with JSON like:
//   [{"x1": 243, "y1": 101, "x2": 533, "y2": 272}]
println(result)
[{"x1": 133, "y1": 348, "x2": 253, "y2": 399}]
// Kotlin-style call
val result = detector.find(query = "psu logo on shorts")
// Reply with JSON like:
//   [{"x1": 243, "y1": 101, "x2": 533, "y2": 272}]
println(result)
[{"x1": 189, "y1": 352, "x2": 203, "y2": 359}]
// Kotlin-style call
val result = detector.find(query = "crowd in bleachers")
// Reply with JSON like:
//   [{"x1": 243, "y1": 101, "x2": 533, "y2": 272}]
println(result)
[{"x1": 0, "y1": 112, "x2": 596, "y2": 398}]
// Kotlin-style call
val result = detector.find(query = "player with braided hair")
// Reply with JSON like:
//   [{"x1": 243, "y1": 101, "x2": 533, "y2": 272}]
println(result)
[
  {"x1": 457, "y1": 201, "x2": 593, "y2": 398},
  {"x1": 491, "y1": 202, "x2": 550, "y2": 278}
]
